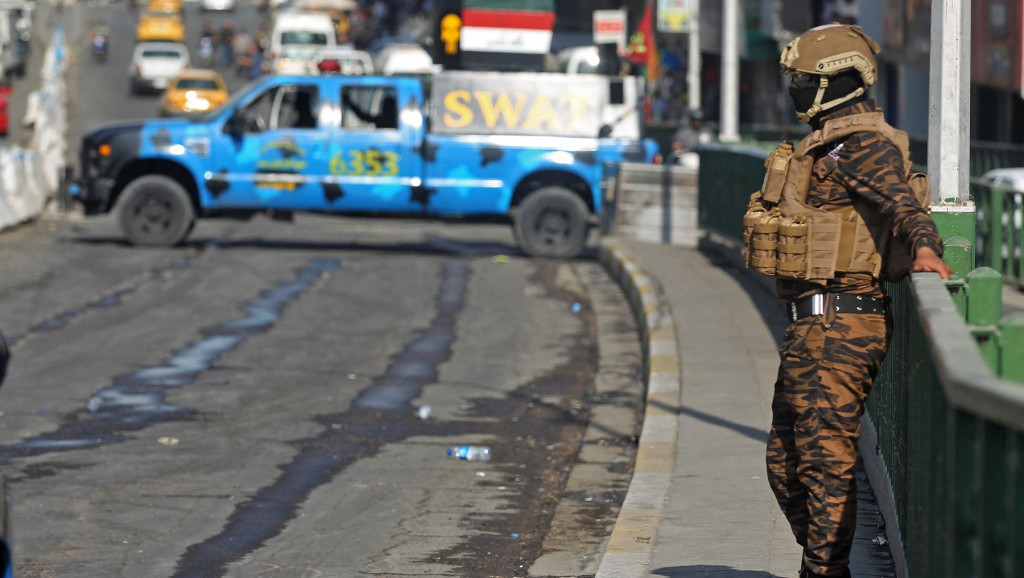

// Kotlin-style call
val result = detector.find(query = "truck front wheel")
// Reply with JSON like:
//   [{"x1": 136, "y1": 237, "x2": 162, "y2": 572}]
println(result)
[
  {"x1": 118, "y1": 176, "x2": 195, "y2": 247},
  {"x1": 513, "y1": 187, "x2": 589, "y2": 259}
]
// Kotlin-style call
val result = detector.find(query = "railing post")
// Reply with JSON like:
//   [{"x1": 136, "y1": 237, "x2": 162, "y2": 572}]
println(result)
[
  {"x1": 986, "y1": 186, "x2": 1005, "y2": 270},
  {"x1": 1000, "y1": 314, "x2": 1024, "y2": 382},
  {"x1": 966, "y1": 267, "x2": 1002, "y2": 372},
  {"x1": 1015, "y1": 193, "x2": 1024, "y2": 284},
  {"x1": 966, "y1": 267, "x2": 1002, "y2": 325}
]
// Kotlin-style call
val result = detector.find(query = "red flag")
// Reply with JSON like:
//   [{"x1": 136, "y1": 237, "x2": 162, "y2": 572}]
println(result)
[{"x1": 625, "y1": 2, "x2": 659, "y2": 81}]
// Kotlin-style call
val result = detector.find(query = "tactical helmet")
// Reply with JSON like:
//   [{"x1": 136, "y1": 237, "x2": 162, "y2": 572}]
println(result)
[{"x1": 779, "y1": 23, "x2": 881, "y2": 122}]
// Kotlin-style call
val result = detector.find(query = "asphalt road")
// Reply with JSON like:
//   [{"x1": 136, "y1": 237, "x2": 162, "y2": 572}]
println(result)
[{"x1": 0, "y1": 2, "x2": 645, "y2": 576}]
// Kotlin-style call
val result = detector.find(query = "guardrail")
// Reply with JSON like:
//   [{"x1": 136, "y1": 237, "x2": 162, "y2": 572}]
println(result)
[
  {"x1": 871, "y1": 259, "x2": 1024, "y2": 578},
  {"x1": 692, "y1": 145, "x2": 1024, "y2": 578}
]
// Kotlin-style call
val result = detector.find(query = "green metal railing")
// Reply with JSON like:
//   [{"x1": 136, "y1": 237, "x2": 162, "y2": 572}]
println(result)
[
  {"x1": 971, "y1": 178, "x2": 1024, "y2": 287},
  {"x1": 872, "y1": 261, "x2": 1024, "y2": 578},
  {"x1": 695, "y1": 143, "x2": 767, "y2": 243},
  {"x1": 694, "y1": 145, "x2": 1024, "y2": 578}
]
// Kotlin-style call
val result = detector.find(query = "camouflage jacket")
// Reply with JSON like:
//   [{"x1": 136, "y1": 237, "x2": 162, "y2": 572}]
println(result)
[{"x1": 777, "y1": 99, "x2": 944, "y2": 302}]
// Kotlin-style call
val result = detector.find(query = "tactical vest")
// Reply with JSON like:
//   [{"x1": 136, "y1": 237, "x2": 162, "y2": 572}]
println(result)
[{"x1": 743, "y1": 111, "x2": 929, "y2": 285}]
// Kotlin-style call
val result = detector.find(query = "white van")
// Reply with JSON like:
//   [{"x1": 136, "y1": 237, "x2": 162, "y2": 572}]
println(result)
[{"x1": 268, "y1": 10, "x2": 336, "y2": 74}]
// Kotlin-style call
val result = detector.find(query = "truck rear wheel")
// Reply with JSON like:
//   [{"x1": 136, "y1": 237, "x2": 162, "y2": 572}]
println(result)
[
  {"x1": 513, "y1": 187, "x2": 589, "y2": 259},
  {"x1": 118, "y1": 176, "x2": 195, "y2": 247}
]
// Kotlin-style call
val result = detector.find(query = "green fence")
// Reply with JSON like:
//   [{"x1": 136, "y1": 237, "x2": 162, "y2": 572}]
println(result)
[
  {"x1": 695, "y1": 145, "x2": 1024, "y2": 578},
  {"x1": 695, "y1": 143, "x2": 768, "y2": 242},
  {"x1": 872, "y1": 266, "x2": 1024, "y2": 578}
]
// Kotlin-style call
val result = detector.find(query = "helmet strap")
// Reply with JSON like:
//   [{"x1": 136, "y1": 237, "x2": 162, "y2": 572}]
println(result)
[
  {"x1": 817, "y1": 86, "x2": 866, "y2": 114},
  {"x1": 795, "y1": 76, "x2": 866, "y2": 123}
]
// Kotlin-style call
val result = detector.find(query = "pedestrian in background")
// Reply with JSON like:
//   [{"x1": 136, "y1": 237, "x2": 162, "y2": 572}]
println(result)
[
  {"x1": 669, "y1": 109, "x2": 713, "y2": 165},
  {"x1": 231, "y1": 27, "x2": 255, "y2": 77},
  {"x1": 246, "y1": 43, "x2": 263, "y2": 80},
  {"x1": 746, "y1": 23, "x2": 952, "y2": 578},
  {"x1": 218, "y1": 19, "x2": 235, "y2": 69}
]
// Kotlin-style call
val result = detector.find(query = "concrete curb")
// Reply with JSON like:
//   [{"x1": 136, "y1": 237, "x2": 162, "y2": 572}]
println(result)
[{"x1": 595, "y1": 237, "x2": 682, "y2": 578}]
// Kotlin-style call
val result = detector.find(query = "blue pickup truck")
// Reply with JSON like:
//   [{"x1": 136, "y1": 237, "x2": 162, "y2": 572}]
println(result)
[{"x1": 74, "y1": 71, "x2": 658, "y2": 258}]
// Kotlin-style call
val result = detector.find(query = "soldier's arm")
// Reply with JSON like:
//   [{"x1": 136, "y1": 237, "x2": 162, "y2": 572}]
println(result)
[{"x1": 835, "y1": 134, "x2": 945, "y2": 260}]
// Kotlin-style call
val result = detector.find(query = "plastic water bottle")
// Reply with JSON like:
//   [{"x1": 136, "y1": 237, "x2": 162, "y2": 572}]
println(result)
[{"x1": 447, "y1": 445, "x2": 491, "y2": 461}]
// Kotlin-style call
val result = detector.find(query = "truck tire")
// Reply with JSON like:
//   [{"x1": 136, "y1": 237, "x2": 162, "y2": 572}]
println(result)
[
  {"x1": 513, "y1": 187, "x2": 589, "y2": 259},
  {"x1": 118, "y1": 175, "x2": 195, "y2": 247}
]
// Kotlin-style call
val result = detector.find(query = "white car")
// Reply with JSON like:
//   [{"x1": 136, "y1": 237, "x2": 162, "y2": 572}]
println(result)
[
  {"x1": 129, "y1": 42, "x2": 190, "y2": 95},
  {"x1": 200, "y1": 0, "x2": 235, "y2": 11},
  {"x1": 978, "y1": 168, "x2": 1024, "y2": 261}
]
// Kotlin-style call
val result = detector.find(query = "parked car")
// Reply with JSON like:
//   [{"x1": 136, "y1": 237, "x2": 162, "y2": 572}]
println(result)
[
  {"x1": 129, "y1": 42, "x2": 190, "y2": 95},
  {"x1": 0, "y1": 9, "x2": 28, "y2": 80},
  {"x1": 159, "y1": 69, "x2": 229, "y2": 116},
  {"x1": 312, "y1": 47, "x2": 373, "y2": 75},
  {"x1": 136, "y1": 10, "x2": 185, "y2": 43},
  {"x1": 0, "y1": 84, "x2": 10, "y2": 135},
  {"x1": 978, "y1": 167, "x2": 1024, "y2": 261}
]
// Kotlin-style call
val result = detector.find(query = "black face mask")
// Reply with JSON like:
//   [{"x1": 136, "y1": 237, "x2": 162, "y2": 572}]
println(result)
[{"x1": 788, "y1": 73, "x2": 818, "y2": 115}]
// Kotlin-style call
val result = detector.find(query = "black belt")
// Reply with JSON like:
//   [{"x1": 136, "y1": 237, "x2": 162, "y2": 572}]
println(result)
[{"x1": 788, "y1": 293, "x2": 887, "y2": 322}]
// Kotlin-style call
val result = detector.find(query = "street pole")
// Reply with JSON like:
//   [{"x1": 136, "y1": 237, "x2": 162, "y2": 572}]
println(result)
[
  {"x1": 927, "y1": 0, "x2": 975, "y2": 248},
  {"x1": 687, "y1": 1, "x2": 700, "y2": 113},
  {"x1": 719, "y1": 0, "x2": 740, "y2": 142}
]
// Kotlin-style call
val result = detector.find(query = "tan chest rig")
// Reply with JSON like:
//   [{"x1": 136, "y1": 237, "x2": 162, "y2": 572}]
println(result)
[{"x1": 743, "y1": 111, "x2": 929, "y2": 285}]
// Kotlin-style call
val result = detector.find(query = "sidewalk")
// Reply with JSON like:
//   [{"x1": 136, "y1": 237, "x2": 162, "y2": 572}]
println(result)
[{"x1": 595, "y1": 236, "x2": 899, "y2": 578}]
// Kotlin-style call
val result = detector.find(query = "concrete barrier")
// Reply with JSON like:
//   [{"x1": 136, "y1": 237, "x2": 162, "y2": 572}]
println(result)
[
  {"x1": 606, "y1": 162, "x2": 700, "y2": 248},
  {"x1": 0, "y1": 23, "x2": 67, "y2": 232}
]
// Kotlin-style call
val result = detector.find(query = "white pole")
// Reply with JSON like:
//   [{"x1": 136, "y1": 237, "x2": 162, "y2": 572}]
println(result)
[
  {"x1": 719, "y1": 0, "x2": 740, "y2": 142},
  {"x1": 687, "y1": 0, "x2": 701, "y2": 113},
  {"x1": 928, "y1": 0, "x2": 970, "y2": 204}
]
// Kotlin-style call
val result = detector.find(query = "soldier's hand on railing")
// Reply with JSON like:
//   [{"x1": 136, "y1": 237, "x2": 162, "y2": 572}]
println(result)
[{"x1": 912, "y1": 246, "x2": 953, "y2": 279}]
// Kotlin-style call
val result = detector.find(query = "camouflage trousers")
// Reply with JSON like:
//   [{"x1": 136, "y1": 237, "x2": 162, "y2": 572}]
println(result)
[{"x1": 766, "y1": 307, "x2": 891, "y2": 576}]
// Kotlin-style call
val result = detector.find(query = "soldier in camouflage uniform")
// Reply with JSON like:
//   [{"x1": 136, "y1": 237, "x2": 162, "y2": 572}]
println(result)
[{"x1": 755, "y1": 24, "x2": 953, "y2": 577}]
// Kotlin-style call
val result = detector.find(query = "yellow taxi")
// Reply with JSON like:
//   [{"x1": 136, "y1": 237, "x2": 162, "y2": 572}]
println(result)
[
  {"x1": 136, "y1": 10, "x2": 185, "y2": 43},
  {"x1": 146, "y1": 0, "x2": 183, "y2": 13},
  {"x1": 159, "y1": 69, "x2": 230, "y2": 116}
]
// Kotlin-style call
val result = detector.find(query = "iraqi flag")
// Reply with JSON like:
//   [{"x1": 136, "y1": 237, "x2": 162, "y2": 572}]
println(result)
[{"x1": 460, "y1": 0, "x2": 556, "y2": 54}]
